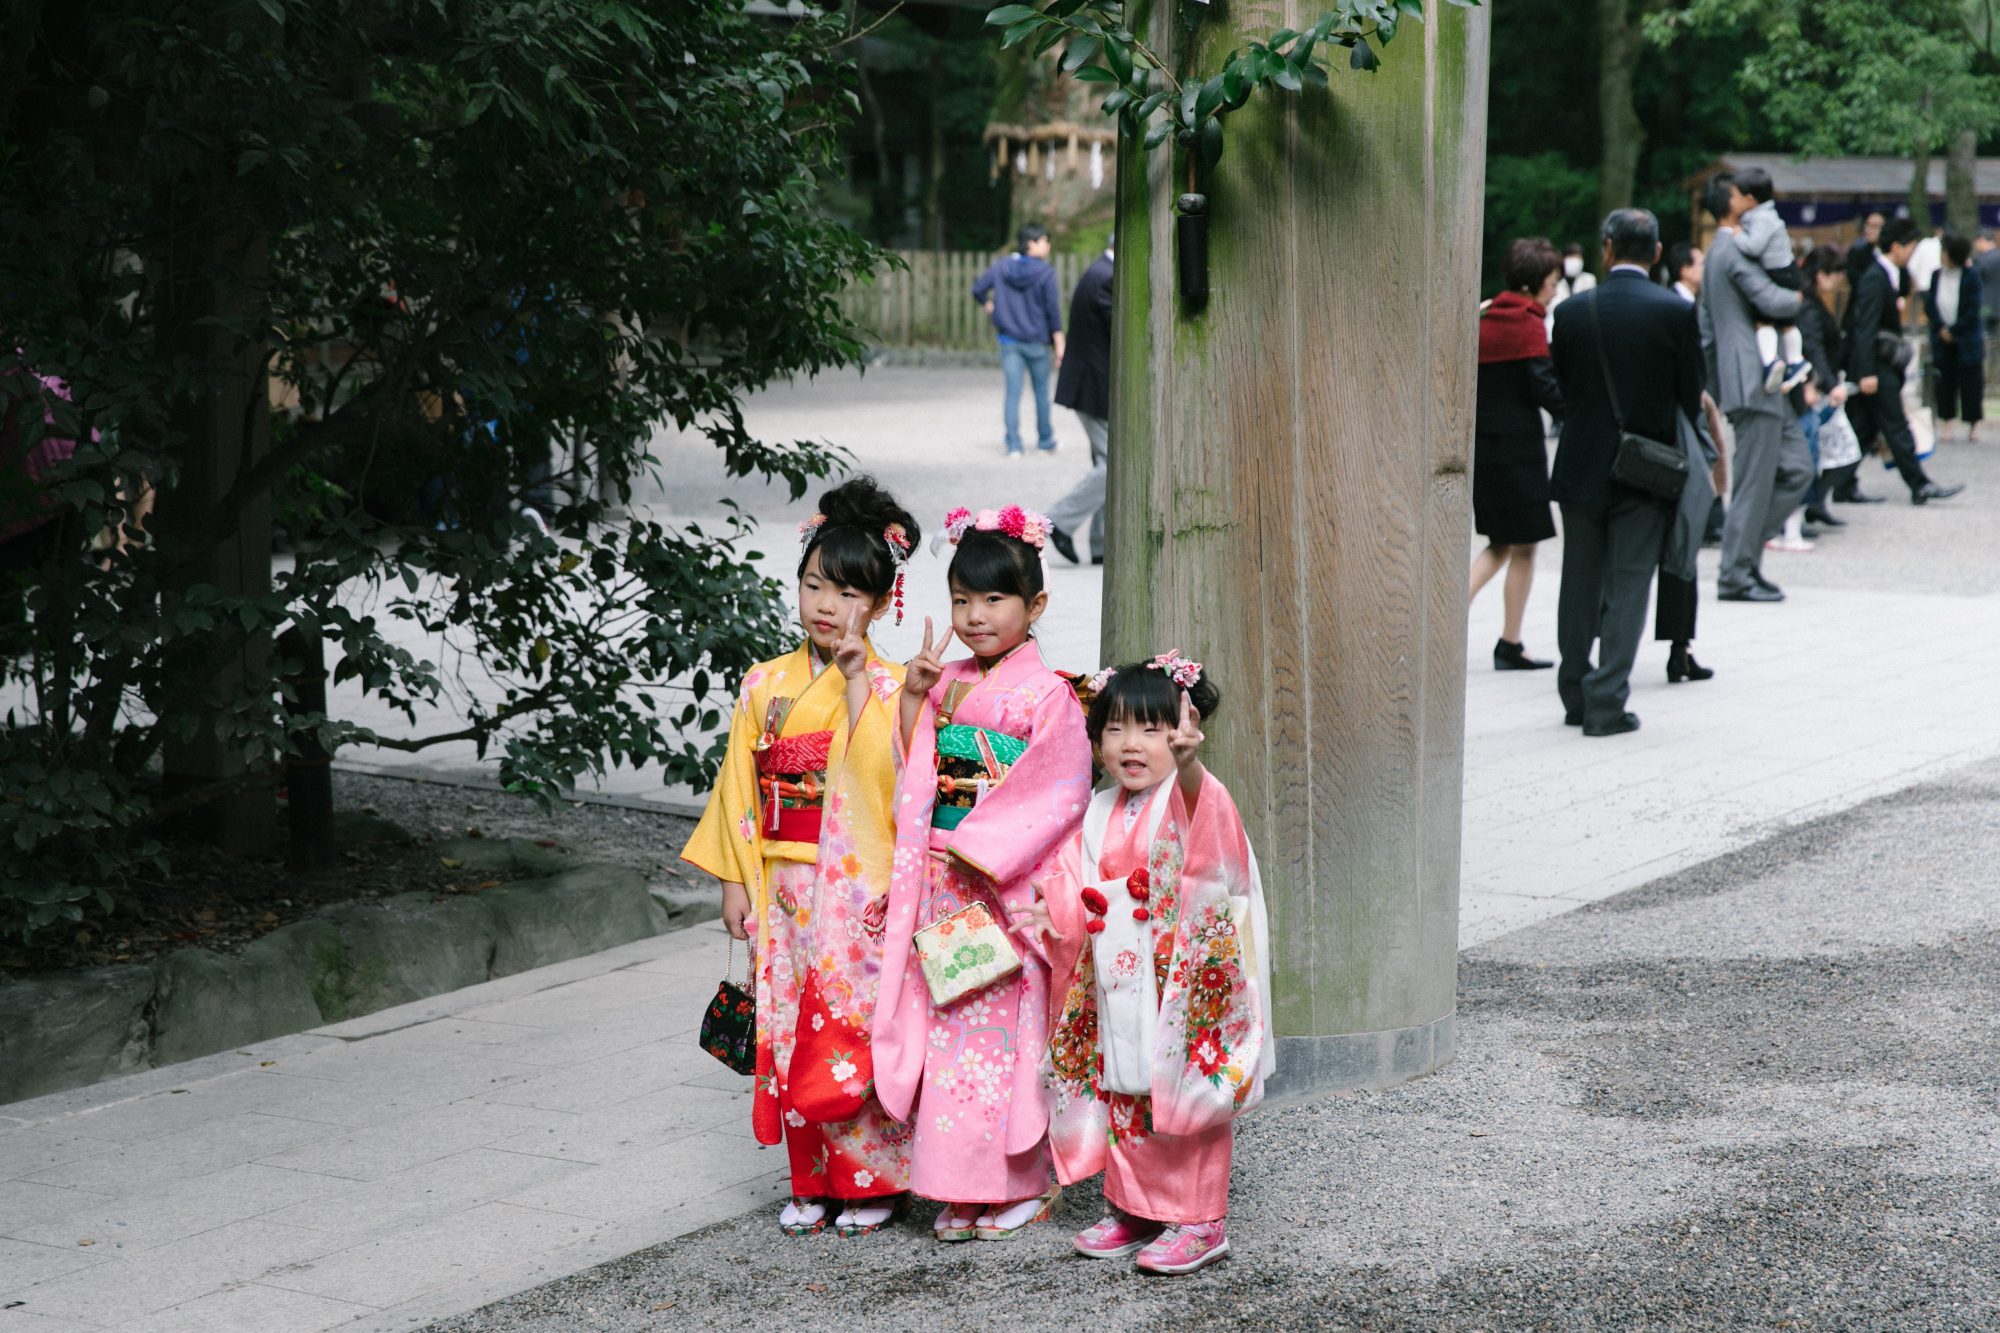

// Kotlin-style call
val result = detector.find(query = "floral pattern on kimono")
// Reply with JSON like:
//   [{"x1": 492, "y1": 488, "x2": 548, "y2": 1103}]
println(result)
[
  {"x1": 680, "y1": 642, "x2": 910, "y2": 1199},
  {"x1": 1042, "y1": 772, "x2": 1272, "y2": 1220},
  {"x1": 871, "y1": 640, "x2": 1093, "y2": 1203}
]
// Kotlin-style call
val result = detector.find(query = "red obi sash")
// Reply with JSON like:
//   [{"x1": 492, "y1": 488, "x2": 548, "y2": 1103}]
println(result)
[{"x1": 755, "y1": 729, "x2": 833, "y2": 844}]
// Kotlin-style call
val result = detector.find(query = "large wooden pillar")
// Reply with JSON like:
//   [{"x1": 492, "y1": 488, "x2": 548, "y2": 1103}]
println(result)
[{"x1": 1102, "y1": 1, "x2": 1488, "y2": 1094}]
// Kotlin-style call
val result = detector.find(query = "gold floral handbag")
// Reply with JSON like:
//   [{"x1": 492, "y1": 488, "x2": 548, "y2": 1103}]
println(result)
[
  {"x1": 698, "y1": 937, "x2": 757, "y2": 1074},
  {"x1": 913, "y1": 897, "x2": 1021, "y2": 1007}
]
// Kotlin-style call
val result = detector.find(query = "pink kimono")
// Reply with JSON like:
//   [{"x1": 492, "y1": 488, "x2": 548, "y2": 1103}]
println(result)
[
  {"x1": 872, "y1": 640, "x2": 1093, "y2": 1204},
  {"x1": 1043, "y1": 771, "x2": 1273, "y2": 1225}
]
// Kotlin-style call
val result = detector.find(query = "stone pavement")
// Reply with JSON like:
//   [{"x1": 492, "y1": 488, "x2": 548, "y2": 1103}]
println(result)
[{"x1": 5, "y1": 366, "x2": 1999, "y2": 1329}]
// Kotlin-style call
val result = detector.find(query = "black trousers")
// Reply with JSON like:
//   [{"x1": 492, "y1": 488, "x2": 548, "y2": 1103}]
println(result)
[
  {"x1": 1655, "y1": 570, "x2": 1697, "y2": 644},
  {"x1": 1844, "y1": 369, "x2": 1931, "y2": 495},
  {"x1": 1935, "y1": 355, "x2": 1985, "y2": 424},
  {"x1": 1557, "y1": 492, "x2": 1671, "y2": 726}
]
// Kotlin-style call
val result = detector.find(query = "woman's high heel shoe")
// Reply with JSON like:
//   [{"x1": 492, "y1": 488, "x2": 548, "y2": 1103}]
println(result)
[{"x1": 1666, "y1": 645, "x2": 1714, "y2": 684}]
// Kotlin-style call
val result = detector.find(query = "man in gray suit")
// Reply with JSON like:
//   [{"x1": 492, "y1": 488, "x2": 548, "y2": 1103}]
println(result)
[{"x1": 1701, "y1": 182, "x2": 1810, "y2": 603}]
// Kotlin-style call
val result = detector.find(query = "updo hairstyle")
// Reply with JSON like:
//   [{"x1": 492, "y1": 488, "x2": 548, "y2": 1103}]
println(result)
[{"x1": 797, "y1": 475, "x2": 920, "y2": 598}]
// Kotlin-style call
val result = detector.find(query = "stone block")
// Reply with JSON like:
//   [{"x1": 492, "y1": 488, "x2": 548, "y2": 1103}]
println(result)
[
  {"x1": 485, "y1": 867, "x2": 669, "y2": 977},
  {"x1": 0, "y1": 964, "x2": 156, "y2": 1107},
  {"x1": 316, "y1": 893, "x2": 497, "y2": 1022},
  {"x1": 433, "y1": 835, "x2": 568, "y2": 877},
  {"x1": 150, "y1": 936, "x2": 327, "y2": 1066},
  {"x1": 651, "y1": 883, "x2": 722, "y2": 929}
]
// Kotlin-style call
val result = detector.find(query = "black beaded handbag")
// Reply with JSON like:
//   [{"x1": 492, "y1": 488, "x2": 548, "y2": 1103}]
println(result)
[{"x1": 698, "y1": 937, "x2": 756, "y2": 1075}]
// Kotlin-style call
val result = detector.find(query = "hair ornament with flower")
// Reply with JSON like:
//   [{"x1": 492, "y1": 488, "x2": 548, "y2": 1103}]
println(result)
[
  {"x1": 931, "y1": 502, "x2": 1051, "y2": 553},
  {"x1": 800, "y1": 513, "x2": 918, "y2": 625},
  {"x1": 1149, "y1": 649, "x2": 1203, "y2": 690},
  {"x1": 1086, "y1": 665, "x2": 1117, "y2": 694}
]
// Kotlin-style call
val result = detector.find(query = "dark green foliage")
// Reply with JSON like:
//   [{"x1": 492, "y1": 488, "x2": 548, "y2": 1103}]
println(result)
[
  {"x1": 985, "y1": 1, "x2": 1472, "y2": 170},
  {"x1": 0, "y1": 0, "x2": 878, "y2": 938}
]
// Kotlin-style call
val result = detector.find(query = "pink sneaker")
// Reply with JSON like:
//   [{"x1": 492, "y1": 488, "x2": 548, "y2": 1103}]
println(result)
[
  {"x1": 1073, "y1": 1211, "x2": 1165, "y2": 1259},
  {"x1": 1134, "y1": 1218, "x2": 1230, "y2": 1274}
]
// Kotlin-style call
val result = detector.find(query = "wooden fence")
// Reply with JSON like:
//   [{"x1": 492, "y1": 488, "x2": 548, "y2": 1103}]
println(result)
[{"x1": 839, "y1": 250, "x2": 1089, "y2": 351}]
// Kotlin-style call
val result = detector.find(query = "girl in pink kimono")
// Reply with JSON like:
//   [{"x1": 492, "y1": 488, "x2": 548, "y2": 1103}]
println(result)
[
  {"x1": 872, "y1": 504, "x2": 1093, "y2": 1242},
  {"x1": 1038, "y1": 654, "x2": 1273, "y2": 1275}
]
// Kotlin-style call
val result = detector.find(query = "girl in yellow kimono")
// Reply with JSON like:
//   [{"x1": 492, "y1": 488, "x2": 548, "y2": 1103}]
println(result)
[{"x1": 681, "y1": 476, "x2": 918, "y2": 1237}]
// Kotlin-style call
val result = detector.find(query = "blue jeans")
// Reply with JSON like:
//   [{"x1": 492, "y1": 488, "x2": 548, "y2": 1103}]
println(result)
[{"x1": 1000, "y1": 341, "x2": 1056, "y2": 453}]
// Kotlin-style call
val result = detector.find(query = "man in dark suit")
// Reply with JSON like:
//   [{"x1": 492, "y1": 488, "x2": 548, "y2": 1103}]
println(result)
[
  {"x1": 1550, "y1": 209, "x2": 1705, "y2": 737},
  {"x1": 1844, "y1": 217, "x2": 1964, "y2": 504},
  {"x1": 1845, "y1": 210, "x2": 1886, "y2": 292},
  {"x1": 1047, "y1": 245, "x2": 1114, "y2": 565}
]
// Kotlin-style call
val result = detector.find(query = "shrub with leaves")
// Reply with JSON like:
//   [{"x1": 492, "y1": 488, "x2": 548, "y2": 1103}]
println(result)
[{"x1": 0, "y1": 0, "x2": 876, "y2": 939}]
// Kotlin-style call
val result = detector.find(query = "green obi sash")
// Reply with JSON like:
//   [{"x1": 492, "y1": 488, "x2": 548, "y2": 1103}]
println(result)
[{"x1": 931, "y1": 724, "x2": 1028, "y2": 829}]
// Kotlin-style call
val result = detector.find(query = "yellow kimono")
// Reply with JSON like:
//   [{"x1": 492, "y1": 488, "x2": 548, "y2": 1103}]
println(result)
[{"x1": 680, "y1": 642, "x2": 910, "y2": 1200}]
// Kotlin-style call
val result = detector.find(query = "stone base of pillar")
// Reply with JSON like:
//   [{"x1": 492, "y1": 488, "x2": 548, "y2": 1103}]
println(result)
[{"x1": 1264, "y1": 1013, "x2": 1458, "y2": 1101}]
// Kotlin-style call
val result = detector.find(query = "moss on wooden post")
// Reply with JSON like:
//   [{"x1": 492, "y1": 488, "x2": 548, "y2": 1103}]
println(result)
[{"x1": 1101, "y1": 0, "x2": 1488, "y2": 1094}]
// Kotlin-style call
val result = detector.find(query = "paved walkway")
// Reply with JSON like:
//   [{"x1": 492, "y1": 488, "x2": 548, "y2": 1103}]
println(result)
[{"x1": 4, "y1": 367, "x2": 1998, "y2": 1329}]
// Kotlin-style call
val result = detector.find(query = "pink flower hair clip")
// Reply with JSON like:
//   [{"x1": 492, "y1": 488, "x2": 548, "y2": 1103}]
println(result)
[
  {"x1": 1086, "y1": 666, "x2": 1117, "y2": 694},
  {"x1": 932, "y1": 502, "x2": 1053, "y2": 552},
  {"x1": 1148, "y1": 650, "x2": 1203, "y2": 689},
  {"x1": 797, "y1": 512, "x2": 828, "y2": 547}
]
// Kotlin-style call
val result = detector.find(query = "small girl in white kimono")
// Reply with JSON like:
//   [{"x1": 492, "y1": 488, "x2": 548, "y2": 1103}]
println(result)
[{"x1": 1036, "y1": 653, "x2": 1273, "y2": 1275}]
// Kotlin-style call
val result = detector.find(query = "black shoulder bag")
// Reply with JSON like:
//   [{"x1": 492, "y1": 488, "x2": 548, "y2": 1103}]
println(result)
[{"x1": 1587, "y1": 291, "x2": 1690, "y2": 501}]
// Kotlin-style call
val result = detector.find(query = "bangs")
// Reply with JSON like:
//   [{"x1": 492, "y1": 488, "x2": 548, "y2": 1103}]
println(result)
[
  {"x1": 1086, "y1": 668, "x2": 1179, "y2": 743},
  {"x1": 947, "y1": 530, "x2": 1043, "y2": 599},
  {"x1": 802, "y1": 525, "x2": 892, "y2": 596}
]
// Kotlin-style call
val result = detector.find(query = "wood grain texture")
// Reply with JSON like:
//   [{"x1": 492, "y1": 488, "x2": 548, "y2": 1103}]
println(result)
[{"x1": 1102, "y1": 0, "x2": 1488, "y2": 1049}]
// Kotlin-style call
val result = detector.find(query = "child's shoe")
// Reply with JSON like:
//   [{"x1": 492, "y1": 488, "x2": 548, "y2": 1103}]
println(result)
[
  {"x1": 1135, "y1": 1218, "x2": 1231, "y2": 1274},
  {"x1": 1781, "y1": 360, "x2": 1812, "y2": 392},
  {"x1": 1762, "y1": 359, "x2": 1788, "y2": 394},
  {"x1": 1073, "y1": 1210, "x2": 1166, "y2": 1259},
  {"x1": 934, "y1": 1202, "x2": 981, "y2": 1242},
  {"x1": 779, "y1": 1197, "x2": 829, "y2": 1236},
  {"x1": 973, "y1": 1185, "x2": 1061, "y2": 1239}
]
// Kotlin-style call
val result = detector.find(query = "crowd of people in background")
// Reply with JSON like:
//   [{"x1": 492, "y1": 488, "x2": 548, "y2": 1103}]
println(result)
[{"x1": 1470, "y1": 172, "x2": 1987, "y2": 736}]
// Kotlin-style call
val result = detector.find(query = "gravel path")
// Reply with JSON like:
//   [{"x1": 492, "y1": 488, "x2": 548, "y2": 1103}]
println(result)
[{"x1": 423, "y1": 755, "x2": 2000, "y2": 1332}]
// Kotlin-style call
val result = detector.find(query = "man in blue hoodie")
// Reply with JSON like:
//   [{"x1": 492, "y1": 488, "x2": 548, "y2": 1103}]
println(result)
[{"x1": 972, "y1": 224, "x2": 1067, "y2": 456}]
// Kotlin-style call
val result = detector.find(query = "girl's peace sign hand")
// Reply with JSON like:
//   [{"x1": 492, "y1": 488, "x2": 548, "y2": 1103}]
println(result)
[
  {"x1": 1168, "y1": 688, "x2": 1205, "y2": 771},
  {"x1": 832, "y1": 605, "x2": 870, "y2": 681},
  {"x1": 904, "y1": 616, "x2": 956, "y2": 697}
]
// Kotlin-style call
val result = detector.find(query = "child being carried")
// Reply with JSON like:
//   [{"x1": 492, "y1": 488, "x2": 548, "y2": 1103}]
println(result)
[{"x1": 1733, "y1": 165, "x2": 1810, "y2": 395}]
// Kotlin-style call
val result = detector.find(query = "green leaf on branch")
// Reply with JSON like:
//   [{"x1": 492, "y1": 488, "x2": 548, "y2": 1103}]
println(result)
[
  {"x1": 1060, "y1": 36, "x2": 1102, "y2": 72},
  {"x1": 1073, "y1": 65, "x2": 1119, "y2": 82},
  {"x1": 1001, "y1": 18, "x2": 1042, "y2": 49},
  {"x1": 1273, "y1": 64, "x2": 1302, "y2": 92},
  {"x1": 1350, "y1": 40, "x2": 1380, "y2": 71},
  {"x1": 1103, "y1": 35, "x2": 1133, "y2": 83},
  {"x1": 986, "y1": 4, "x2": 1040, "y2": 24},
  {"x1": 1143, "y1": 119, "x2": 1172, "y2": 150}
]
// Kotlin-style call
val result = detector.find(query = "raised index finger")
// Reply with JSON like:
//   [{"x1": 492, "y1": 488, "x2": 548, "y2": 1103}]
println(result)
[{"x1": 921, "y1": 616, "x2": 934, "y2": 653}]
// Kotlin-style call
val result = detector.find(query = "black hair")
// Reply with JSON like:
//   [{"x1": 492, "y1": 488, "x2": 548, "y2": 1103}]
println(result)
[
  {"x1": 1502, "y1": 237, "x2": 1561, "y2": 295},
  {"x1": 1601, "y1": 208, "x2": 1660, "y2": 264},
  {"x1": 797, "y1": 474, "x2": 920, "y2": 598},
  {"x1": 947, "y1": 528, "x2": 1044, "y2": 601},
  {"x1": 1736, "y1": 165, "x2": 1774, "y2": 204},
  {"x1": 1665, "y1": 242, "x2": 1700, "y2": 283},
  {"x1": 1944, "y1": 232, "x2": 1973, "y2": 268},
  {"x1": 1701, "y1": 173, "x2": 1735, "y2": 224},
  {"x1": 1880, "y1": 216, "x2": 1923, "y2": 250},
  {"x1": 1017, "y1": 223, "x2": 1049, "y2": 252},
  {"x1": 1086, "y1": 659, "x2": 1223, "y2": 746},
  {"x1": 1807, "y1": 243, "x2": 1847, "y2": 278},
  {"x1": 1562, "y1": 243, "x2": 1584, "y2": 258}
]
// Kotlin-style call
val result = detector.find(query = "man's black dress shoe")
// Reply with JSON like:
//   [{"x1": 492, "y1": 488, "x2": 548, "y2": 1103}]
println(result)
[
  {"x1": 1564, "y1": 711, "x2": 1583, "y2": 727},
  {"x1": 1836, "y1": 488, "x2": 1885, "y2": 504},
  {"x1": 1048, "y1": 525, "x2": 1081, "y2": 564},
  {"x1": 1912, "y1": 482, "x2": 1966, "y2": 505},
  {"x1": 1752, "y1": 570, "x2": 1782, "y2": 593},
  {"x1": 1583, "y1": 712, "x2": 1641, "y2": 737},
  {"x1": 1719, "y1": 584, "x2": 1785, "y2": 603},
  {"x1": 1667, "y1": 646, "x2": 1714, "y2": 683},
  {"x1": 1804, "y1": 506, "x2": 1845, "y2": 528},
  {"x1": 1494, "y1": 638, "x2": 1554, "y2": 671}
]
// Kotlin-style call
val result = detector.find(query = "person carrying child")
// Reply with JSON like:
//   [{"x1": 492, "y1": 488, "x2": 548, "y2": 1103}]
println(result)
[
  {"x1": 871, "y1": 504, "x2": 1094, "y2": 1243},
  {"x1": 680, "y1": 477, "x2": 920, "y2": 1238},
  {"x1": 1733, "y1": 166, "x2": 1811, "y2": 395},
  {"x1": 1035, "y1": 653, "x2": 1273, "y2": 1275}
]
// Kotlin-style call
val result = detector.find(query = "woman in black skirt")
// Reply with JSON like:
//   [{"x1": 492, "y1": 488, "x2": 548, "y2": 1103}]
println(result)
[{"x1": 1470, "y1": 237, "x2": 1564, "y2": 670}]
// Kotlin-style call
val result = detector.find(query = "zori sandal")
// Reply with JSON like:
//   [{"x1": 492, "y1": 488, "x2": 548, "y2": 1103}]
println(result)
[
  {"x1": 836, "y1": 1194, "x2": 905, "y2": 1238},
  {"x1": 975, "y1": 1185, "x2": 1062, "y2": 1240},
  {"x1": 778, "y1": 1197, "x2": 829, "y2": 1237},
  {"x1": 934, "y1": 1203, "x2": 981, "y2": 1242}
]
